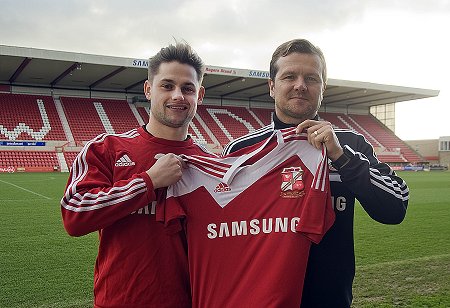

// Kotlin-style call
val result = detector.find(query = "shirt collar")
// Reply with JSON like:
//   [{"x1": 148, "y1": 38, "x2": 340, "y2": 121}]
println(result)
[{"x1": 272, "y1": 113, "x2": 319, "y2": 129}]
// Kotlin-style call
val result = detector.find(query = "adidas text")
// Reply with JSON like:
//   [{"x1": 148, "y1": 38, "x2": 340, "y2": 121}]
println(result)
[
  {"x1": 115, "y1": 154, "x2": 136, "y2": 167},
  {"x1": 115, "y1": 161, "x2": 135, "y2": 167}
]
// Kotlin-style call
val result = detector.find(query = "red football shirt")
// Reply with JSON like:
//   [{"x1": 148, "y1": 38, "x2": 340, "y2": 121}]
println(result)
[
  {"x1": 61, "y1": 127, "x2": 215, "y2": 308},
  {"x1": 158, "y1": 128, "x2": 335, "y2": 307}
]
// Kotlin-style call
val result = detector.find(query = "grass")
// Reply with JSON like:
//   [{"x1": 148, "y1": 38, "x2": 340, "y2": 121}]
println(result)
[
  {"x1": 0, "y1": 173, "x2": 97, "y2": 308},
  {"x1": 353, "y1": 171, "x2": 450, "y2": 307},
  {"x1": 0, "y1": 171, "x2": 449, "y2": 307}
]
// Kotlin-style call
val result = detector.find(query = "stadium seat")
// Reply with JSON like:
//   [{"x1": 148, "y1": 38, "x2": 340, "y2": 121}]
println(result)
[
  {"x1": 60, "y1": 97, "x2": 140, "y2": 143},
  {"x1": 0, "y1": 150, "x2": 59, "y2": 168},
  {"x1": 0, "y1": 93, "x2": 66, "y2": 141}
]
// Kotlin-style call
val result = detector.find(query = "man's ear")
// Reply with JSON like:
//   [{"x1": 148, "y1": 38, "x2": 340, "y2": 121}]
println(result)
[
  {"x1": 197, "y1": 86, "x2": 205, "y2": 105},
  {"x1": 268, "y1": 79, "x2": 275, "y2": 98},
  {"x1": 144, "y1": 80, "x2": 151, "y2": 100}
]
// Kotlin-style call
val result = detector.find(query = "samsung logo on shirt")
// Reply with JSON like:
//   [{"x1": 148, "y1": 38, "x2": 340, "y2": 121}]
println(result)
[{"x1": 206, "y1": 217, "x2": 300, "y2": 239}]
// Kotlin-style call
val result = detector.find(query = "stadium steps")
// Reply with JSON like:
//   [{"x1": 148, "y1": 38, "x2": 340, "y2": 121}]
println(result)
[
  {"x1": 56, "y1": 152, "x2": 69, "y2": 172},
  {"x1": 193, "y1": 113, "x2": 220, "y2": 145},
  {"x1": 344, "y1": 115, "x2": 383, "y2": 147},
  {"x1": 350, "y1": 114, "x2": 424, "y2": 163},
  {"x1": 188, "y1": 117, "x2": 208, "y2": 144},
  {"x1": 247, "y1": 108, "x2": 265, "y2": 127},
  {"x1": 249, "y1": 108, "x2": 273, "y2": 126},
  {"x1": 63, "y1": 151, "x2": 80, "y2": 170},
  {"x1": 94, "y1": 102, "x2": 115, "y2": 134},
  {"x1": 196, "y1": 106, "x2": 235, "y2": 145},
  {"x1": 54, "y1": 97, "x2": 75, "y2": 144},
  {"x1": 129, "y1": 103, "x2": 145, "y2": 126},
  {"x1": 196, "y1": 105, "x2": 265, "y2": 146},
  {"x1": 60, "y1": 97, "x2": 106, "y2": 143},
  {"x1": 98, "y1": 99, "x2": 139, "y2": 134},
  {"x1": 309, "y1": 112, "x2": 410, "y2": 163},
  {"x1": 208, "y1": 108, "x2": 235, "y2": 142},
  {"x1": 215, "y1": 106, "x2": 262, "y2": 139},
  {"x1": 319, "y1": 113, "x2": 350, "y2": 129},
  {"x1": 136, "y1": 106, "x2": 150, "y2": 123}
]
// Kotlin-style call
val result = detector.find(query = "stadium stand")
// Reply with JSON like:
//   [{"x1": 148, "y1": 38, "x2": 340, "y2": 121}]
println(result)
[
  {"x1": 319, "y1": 112, "x2": 422, "y2": 163},
  {"x1": 0, "y1": 150, "x2": 59, "y2": 171},
  {"x1": 60, "y1": 97, "x2": 140, "y2": 144},
  {"x1": 348, "y1": 114, "x2": 423, "y2": 162},
  {"x1": 1, "y1": 46, "x2": 438, "y2": 171},
  {"x1": 249, "y1": 108, "x2": 273, "y2": 126},
  {"x1": 100, "y1": 99, "x2": 140, "y2": 133},
  {"x1": 196, "y1": 105, "x2": 266, "y2": 144},
  {"x1": 136, "y1": 106, "x2": 150, "y2": 124},
  {"x1": 319, "y1": 112, "x2": 348, "y2": 129},
  {"x1": 60, "y1": 96, "x2": 106, "y2": 143},
  {"x1": 63, "y1": 151, "x2": 80, "y2": 169},
  {"x1": 189, "y1": 115, "x2": 215, "y2": 144},
  {"x1": 0, "y1": 93, "x2": 65, "y2": 141},
  {"x1": 0, "y1": 98, "x2": 426, "y2": 169}
]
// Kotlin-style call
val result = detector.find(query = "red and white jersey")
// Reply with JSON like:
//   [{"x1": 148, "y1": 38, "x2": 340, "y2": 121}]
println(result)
[
  {"x1": 61, "y1": 126, "x2": 215, "y2": 308},
  {"x1": 157, "y1": 127, "x2": 335, "y2": 307}
]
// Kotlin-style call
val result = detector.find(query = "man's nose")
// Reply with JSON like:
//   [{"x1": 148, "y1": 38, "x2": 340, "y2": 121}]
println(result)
[
  {"x1": 294, "y1": 78, "x2": 307, "y2": 92},
  {"x1": 172, "y1": 87, "x2": 184, "y2": 100}
]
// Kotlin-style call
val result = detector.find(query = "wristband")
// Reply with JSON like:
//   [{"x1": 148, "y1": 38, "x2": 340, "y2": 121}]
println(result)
[{"x1": 331, "y1": 145, "x2": 354, "y2": 170}]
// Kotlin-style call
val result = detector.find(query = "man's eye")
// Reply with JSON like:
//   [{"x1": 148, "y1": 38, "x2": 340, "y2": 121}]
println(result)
[
  {"x1": 306, "y1": 76, "x2": 319, "y2": 82},
  {"x1": 183, "y1": 87, "x2": 195, "y2": 93},
  {"x1": 162, "y1": 84, "x2": 173, "y2": 89}
]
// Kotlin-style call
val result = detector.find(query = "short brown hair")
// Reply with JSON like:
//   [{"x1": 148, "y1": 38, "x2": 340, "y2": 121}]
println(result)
[
  {"x1": 269, "y1": 39, "x2": 327, "y2": 84},
  {"x1": 148, "y1": 42, "x2": 205, "y2": 82}
]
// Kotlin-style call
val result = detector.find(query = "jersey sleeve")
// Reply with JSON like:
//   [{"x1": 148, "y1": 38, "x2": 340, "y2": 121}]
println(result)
[
  {"x1": 339, "y1": 135, "x2": 409, "y2": 224},
  {"x1": 296, "y1": 185, "x2": 334, "y2": 244},
  {"x1": 155, "y1": 185, "x2": 186, "y2": 234},
  {"x1": 60, "y1": 137, "x2": 156, "y2": 237},
  {"x1": 296, "y1": 147, "x2": 335, "y2": 244}
]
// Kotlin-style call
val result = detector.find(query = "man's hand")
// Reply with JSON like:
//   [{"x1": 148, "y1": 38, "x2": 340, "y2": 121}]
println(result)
[
  {"x1": 146, "y1": 153, "x2": 186, "y2": 189},
  {"x1": 295, "y1": 119, "x2": 344, "y2": 161}
]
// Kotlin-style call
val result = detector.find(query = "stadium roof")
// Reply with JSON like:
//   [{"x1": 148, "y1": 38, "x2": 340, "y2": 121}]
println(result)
[{"x1": 0, "y1": 45, "x2": 439, "y2": 108}]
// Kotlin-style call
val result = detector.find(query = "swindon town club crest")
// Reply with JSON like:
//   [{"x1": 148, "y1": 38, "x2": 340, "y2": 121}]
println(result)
[{"x1": 280, "y1": 166, "x2": 305, "y2": 198}]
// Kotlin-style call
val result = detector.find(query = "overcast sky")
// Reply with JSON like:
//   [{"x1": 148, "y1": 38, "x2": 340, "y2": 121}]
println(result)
[{"x1": 1, "y1": 0, "x2": 449, "y2": 140}]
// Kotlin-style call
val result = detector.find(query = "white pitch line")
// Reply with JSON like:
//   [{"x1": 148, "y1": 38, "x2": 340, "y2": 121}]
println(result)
[{"x1": 0, "y1": 179, "x2": 52, "y2": 200}]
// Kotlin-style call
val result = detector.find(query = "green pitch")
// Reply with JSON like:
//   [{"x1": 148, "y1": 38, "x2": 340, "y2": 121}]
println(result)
[{"x1": 0, "y1": 171, "x2": 449, "y2": 307}]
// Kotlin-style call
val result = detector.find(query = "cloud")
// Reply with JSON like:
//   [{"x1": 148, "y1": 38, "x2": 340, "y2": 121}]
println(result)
[
  {"x1": 1, "y1": 0, "x2": 448, "y2": 61},
  {"x1": 1, "y1": 0, "x2": 449, "y2": 138}
]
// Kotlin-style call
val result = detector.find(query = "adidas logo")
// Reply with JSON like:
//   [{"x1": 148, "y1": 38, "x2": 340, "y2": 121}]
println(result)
[
  {"x1": 214, "y1": 182, "x2": 231, "y2": 193},
  {"x1": 115, "y1": 154, "x2": 136, "y2": 167}
]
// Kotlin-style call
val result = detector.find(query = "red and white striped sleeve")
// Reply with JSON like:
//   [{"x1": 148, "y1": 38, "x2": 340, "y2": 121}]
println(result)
[
  {"x1": 295, "y1": 145, "x2": 335, "y2": 243},
  {"x1": 60, "y1": 135, "x2": 155, "y2": 237}
]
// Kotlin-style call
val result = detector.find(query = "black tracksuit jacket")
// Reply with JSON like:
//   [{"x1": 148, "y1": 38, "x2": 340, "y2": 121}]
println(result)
[{"x1": 222, "y1": 114, "x2": 409, "y2": 308}]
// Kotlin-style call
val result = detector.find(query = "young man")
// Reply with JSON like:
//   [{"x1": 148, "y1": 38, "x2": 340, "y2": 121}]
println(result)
[
  {"x1": 223, "y1": 39, "x2": 409, "y2": 307},
  {"x1": 61, "y1": 42, "x2": 210, "y2": 308}
]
